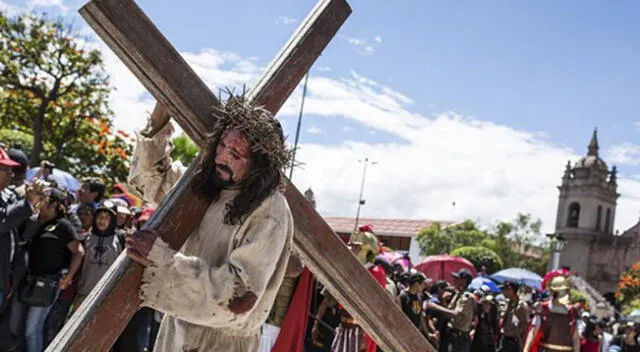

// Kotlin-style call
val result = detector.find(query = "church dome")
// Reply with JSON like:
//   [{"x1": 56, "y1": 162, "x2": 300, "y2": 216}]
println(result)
[
  {"x1": 575, "y1": 155, "x2": 608, "y2": 170},
  {"x1": 574, "y1": 129, "x2": 608, "y2": 171}
]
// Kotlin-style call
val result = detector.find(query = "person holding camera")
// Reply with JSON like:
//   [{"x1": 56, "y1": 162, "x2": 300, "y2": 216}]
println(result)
[
  {"x1": 0, "y1": 148, "x2": 44, "y2": 311},
  {"x1": 8, "y1": 188, "x2": 85, "y2": 352}
]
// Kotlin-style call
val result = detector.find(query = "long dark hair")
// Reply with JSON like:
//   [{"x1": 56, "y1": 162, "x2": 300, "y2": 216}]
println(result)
[{"x1": 191, "y1": 127, "x2": 285, "y2": 226}]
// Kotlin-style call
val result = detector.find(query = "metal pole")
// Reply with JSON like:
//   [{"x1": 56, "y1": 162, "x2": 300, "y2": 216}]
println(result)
[
  {"x1": 353, "y1": 158, "x2": 369, "y2": 232},
  {"x1": 552, "y1": 251, "x2": 561, "y2": 271},
  {"x1": 288, "y1": 71, "x2": 310, "y2": 180}
]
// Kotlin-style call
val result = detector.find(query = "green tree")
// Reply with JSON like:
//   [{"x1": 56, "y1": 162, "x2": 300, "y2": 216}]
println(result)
[
  {"x1": 171, "y1": 133, "x2": 200, "y2": 166},
  {"x1": 491, "y1": 213, "x2": 549, "y2": 274},
  {"x1": 416, "y1": 220, "x2": 491, "y2": 255},
  {"x1": 0, "y1": 12, "x2": 132, "y2": 184},
  {"x1": 0, "y1": 128, "x2": 34, "y2": 154},
  {"x1": 450, "y1": 246, "x2": 504, "y2": 274}
]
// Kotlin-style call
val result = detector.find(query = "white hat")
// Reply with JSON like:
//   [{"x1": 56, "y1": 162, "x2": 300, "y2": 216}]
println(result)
[{"x1": 117, "y1": 206, "x2": 131, "y2": 215}]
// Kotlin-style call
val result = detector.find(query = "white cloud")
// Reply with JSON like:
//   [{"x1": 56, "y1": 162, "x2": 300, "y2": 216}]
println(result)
[
  {"x1": 374, "y1": 36, "x2": 382, "y2": 43},
  {"x1": 317, "y1": 66, "x2": 332, "y2": 72},
  {"x1": 0, "y1": 1, "x2": 18, "y2": 14},
  {"x1": 606, "y1": 143, "x2": 640, "y2": 166},
  {"x1": 275, "y1": 16, "x2": 298, "y2": 25},
  {"x1": 92, "y1": 42, "x2": 640, "y2": 236},
  {"x1": 347, "y1": 37, "x2": 366, "y2": 46},
  {"x1": 27, "y1": 0, "x2": 67, "y2": 12},
  {"x1": 341, "y1": 35, "x2": 378, "y2": 55},
  {"x1": 307, "y1": 126, "x2": 323, "y2": 134}
]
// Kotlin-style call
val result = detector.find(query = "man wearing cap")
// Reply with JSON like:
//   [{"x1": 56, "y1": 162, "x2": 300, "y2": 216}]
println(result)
[
  {"x1": 426, "y1": 268, "x2": 475, "y2": 352},
  {"x1": 7, "y1": 148, "x2": 29, "y2": 198},
  {"x1": 499, "y1": 281, "x2": 530, "y2": 352},
  {"x1": 523, "y1": 275, "x2": 580, "y2": 352},
  {"x1": 0, "y1": 148, "x2": 44, "y2": 309}
]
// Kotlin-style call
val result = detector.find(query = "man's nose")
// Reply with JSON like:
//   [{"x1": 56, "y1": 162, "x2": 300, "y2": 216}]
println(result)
[{"x1": 215, "y1": 150, "x2": 232, "y2": 164}]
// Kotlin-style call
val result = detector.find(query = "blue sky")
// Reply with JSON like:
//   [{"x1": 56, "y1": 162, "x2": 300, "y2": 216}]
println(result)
[{"x1": 3, "y1": 0, "x2": 640, "y2": 234}]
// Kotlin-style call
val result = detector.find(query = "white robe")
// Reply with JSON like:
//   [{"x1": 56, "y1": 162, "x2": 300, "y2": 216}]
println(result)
[{"x1": 128, "y1": 122, "x2": 294, "y2": 352}]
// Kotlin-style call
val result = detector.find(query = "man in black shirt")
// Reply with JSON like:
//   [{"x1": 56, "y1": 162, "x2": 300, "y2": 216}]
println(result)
[{"x1": 396, "y1": 272, "x2": 432, "y2": 339}]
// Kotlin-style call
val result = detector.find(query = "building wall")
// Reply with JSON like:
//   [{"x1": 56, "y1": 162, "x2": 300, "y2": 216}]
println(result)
[
  {"x1": 586, "y1": 226, "x2": 640, "y2": 294},
  {"x1": 559, "y1": 236, "x2": 592, "y2": 278}
]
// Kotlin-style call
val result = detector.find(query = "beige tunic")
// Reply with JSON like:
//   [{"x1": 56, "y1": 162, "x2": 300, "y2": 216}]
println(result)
[{"x1": 128, "y1": 122, "x2": 294, "y2": 352}]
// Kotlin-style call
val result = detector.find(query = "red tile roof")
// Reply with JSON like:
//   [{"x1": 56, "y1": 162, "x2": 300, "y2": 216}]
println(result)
[{"x1": 323, "y1": 217, "x2": 454, "y2": 237}]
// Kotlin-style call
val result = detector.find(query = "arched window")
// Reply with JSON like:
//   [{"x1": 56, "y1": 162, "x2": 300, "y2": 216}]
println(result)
[
  {"x1": 605, "y1": 208, "x2": 611, "y2": 233},
  {"x1": 567, "y1": 202, "x2": 580, "y2": 228},
  {"x1": 596, "y1": 205, "x2": 602, "y2": 231}
]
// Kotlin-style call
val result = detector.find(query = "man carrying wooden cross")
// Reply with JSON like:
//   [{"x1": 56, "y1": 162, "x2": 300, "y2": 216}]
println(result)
[{"x1": 124, "y1": 95, "x2": 294, "y2": 352}]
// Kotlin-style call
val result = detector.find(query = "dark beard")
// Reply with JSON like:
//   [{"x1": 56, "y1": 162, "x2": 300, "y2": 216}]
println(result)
[{"x1": 212, "y1": 168, "x2": 236, "y2": 189}]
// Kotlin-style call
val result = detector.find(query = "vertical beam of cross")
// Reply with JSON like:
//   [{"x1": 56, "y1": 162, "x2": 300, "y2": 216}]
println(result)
[{"x1": 47, "y1": 0, "x2": 436, "y2": 351}]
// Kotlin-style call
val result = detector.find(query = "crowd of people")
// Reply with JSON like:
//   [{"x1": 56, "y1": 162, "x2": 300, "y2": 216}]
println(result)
[
  {"x1": 1, "y1": 140, "x2": 640, "y2": 352},
  {"x1": 305, "y1": 226, "x2": 640, "y2": 352},
  {"x1": 0, "y1": 145, "x2": 159, "y2": 352}
]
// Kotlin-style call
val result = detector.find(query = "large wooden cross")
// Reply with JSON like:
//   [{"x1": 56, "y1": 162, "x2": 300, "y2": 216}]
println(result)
[{"x1": 47, "y1": 1, "x2": 435, "y2": 351}]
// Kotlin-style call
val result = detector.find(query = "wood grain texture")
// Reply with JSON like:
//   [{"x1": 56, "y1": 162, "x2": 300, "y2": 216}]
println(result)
[
  {"x1": 48, "y1": 0, "x2": 435, "y2": 351},
  {"x1": 79, "y1": 0, "x2": 220, "y2": 146}
]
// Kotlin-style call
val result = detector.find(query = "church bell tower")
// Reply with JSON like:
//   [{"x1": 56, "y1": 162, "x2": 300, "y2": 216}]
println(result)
[{"x1": 555, "y1": 129, "x2": 620, "y2": 276}]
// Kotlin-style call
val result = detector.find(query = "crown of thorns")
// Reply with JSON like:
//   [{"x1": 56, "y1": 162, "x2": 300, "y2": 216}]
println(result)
[{"x1": 209, "y1": 91, "x2": 293, "y2": 171}]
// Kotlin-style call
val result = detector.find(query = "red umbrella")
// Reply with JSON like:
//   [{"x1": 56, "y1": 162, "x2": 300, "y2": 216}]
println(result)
[
  {"x1": 415, "y1": 254, "x2": 477, "y2": 284},
  {"x1": 541, "y1": 268, "x2": 570, "y2": 290}
]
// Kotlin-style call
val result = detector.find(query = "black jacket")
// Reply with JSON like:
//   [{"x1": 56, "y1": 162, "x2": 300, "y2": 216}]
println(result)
[{"x1": 0, "y1": 188, "x2": 33, "y2": 293}]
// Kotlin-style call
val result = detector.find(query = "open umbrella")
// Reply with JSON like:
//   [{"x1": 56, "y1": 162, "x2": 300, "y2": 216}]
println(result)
[
  {"x1": 491, "y1": 268, "x2": 542, "y2": 290},
  {"x1": 468, "y1": 276, "x2": 500, "y2": 293},
  {"x1": 415, "y1": 254, "x2": 477, "y2": 284},
  {"x1": 26, "y1": 167, "x2": 81, "y2": 192},
  {"x1": 628, "y1": 308, "x2": 640, "y2": 323},
  {"x1": 378, "y1": 251, "x2": 411, "y2": 271}
]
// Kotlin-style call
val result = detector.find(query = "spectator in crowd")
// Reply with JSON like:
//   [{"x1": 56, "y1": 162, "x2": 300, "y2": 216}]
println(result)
[
  {"x1": 611, "y1": 322, "x2": 640, "y2": 352},
  {"x1": 580, "y1": 317, "x2": 601, "y2": 352},
  {"x1": 0, "y1": 148, "x2": 43, "y2": 310},
  {"x1": 471, "y1": 294, "x2": 499, "y2": 352},
  {"x1": 135, "y1": 205, "x2": 154, "y2": 229},
  {"x1": 9, "y1": 188, "x2": 84, "y2": 352},
  {"x1": 426, "y1": 268, "x2": 475, "y2": 352},
  {"x1": 73, "y1": 200, "x2": 124, "y2": 311},
  {"x1": 599, "y1": 319, "x2": 614, "y2": 352},
  {"x1": 71, "y1": 178, "x2": 105, "y2": 213},
  {"x1": 116, "y1": 205, "x2": 134, "y2": 234},
  {"x1": 7, "y1": 148, "x2": 29, "y2": 196},
  {"x1": 75, "y1": 203, "x2": 95, "y2": 233},
  {"x1": 396, "y1": 272, "x2": 430, "y2": 336},
  {"x1": 425, "y1": 280, "x2": 450, "y2": 350},
  {"x1": 499, "y1": 281, "x2": 530, "y2": 352}
]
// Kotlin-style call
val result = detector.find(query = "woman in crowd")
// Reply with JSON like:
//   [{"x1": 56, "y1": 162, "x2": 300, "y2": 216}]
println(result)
[
  {"x1": 580, "y1": 318, "x2": 601, "y2": 352},
  {"x1": 10, "y1": 188, "x2": 84, "y2": 352},
  {"x1": 471, "y1": 295, "x2": 499, "y2": 352},
  {"x1": 74, "y1": 200, "x2": 124, "y2": 310},
  {"x1": 611, "y1": 322, "x2": 640, "y2": 352}
]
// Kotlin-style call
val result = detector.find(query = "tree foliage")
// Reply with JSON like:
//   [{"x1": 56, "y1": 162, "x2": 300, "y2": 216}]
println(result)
[
  {"x1": 616, "y1": 262, "x2": 640, "y2": 314},
  {"x1": 416, "y1": 213, "x2": 549, "y2": 275},
  {"x1": 0, "y1": 128, "x2": 34, "y2": 154},
  {"x1": 0, "y1": 12, "x2": 132, "y2": 184},
  {"x1": 416, "y1": 220, "x2": 491, "y2": 256},
  {"x1": 450, "y1": 246, "x2": 503, "y2": 274},
  {"x1": 171, "y1": 133, "x2": 199, "y2": 166}
]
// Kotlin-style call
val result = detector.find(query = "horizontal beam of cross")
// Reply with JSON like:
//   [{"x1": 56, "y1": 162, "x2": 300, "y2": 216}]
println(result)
[{"x1": 47, "y1": 0, "x2": 434, "y2": 351}]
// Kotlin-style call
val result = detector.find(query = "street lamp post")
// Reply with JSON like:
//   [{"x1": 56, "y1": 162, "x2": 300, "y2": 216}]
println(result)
[
  {"x1": 353, "y1": 157, "x2": 377, "y2": 232},
  {"x1": 546, "y1": 233, "x2": 567, "y2": 271}
]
